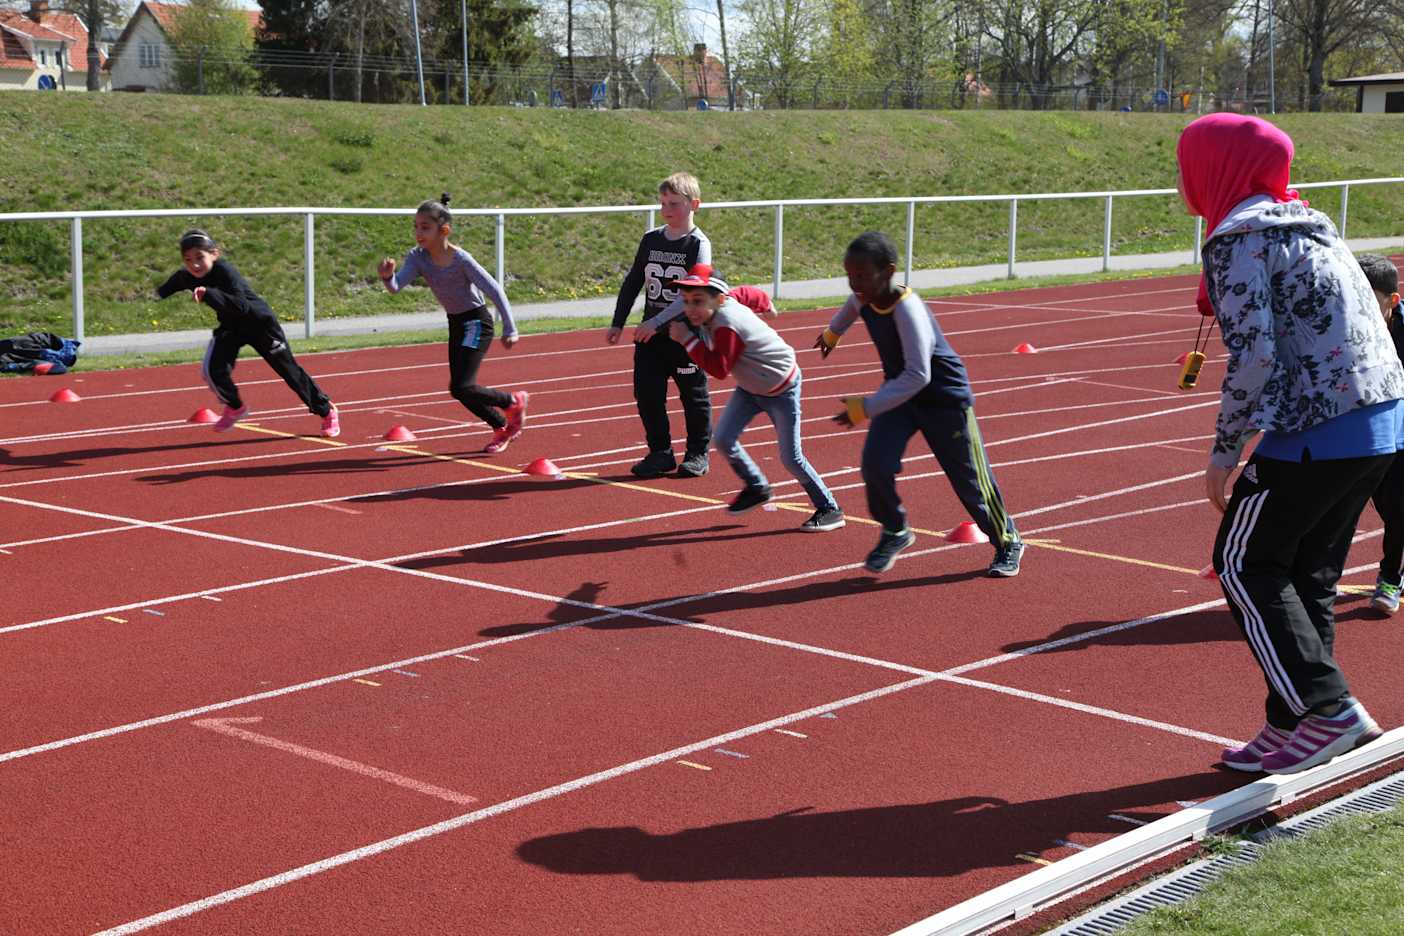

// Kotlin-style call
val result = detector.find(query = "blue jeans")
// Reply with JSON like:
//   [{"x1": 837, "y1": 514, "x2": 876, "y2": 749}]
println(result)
[{"x1": 713, "y1": 377, "x2": 837, "y2": 512}]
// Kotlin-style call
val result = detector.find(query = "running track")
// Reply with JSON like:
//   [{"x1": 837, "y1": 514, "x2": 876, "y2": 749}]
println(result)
[{"x1": 4, "y1": 272, "x2": 1403, "y2": 935}]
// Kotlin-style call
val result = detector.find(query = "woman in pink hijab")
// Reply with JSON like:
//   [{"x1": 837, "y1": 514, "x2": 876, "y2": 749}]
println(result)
[{"x1": 1178, "y1": 113, "x2": 1402, "y2": 775}]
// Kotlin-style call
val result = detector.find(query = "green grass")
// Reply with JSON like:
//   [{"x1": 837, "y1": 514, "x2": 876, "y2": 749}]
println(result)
[
  {"x1": 2, "y1": 95, "x2": 1400, "y2": 337},
  {"x1": 1117, "y1": 808, "x2": 1404, "y2": 935}
]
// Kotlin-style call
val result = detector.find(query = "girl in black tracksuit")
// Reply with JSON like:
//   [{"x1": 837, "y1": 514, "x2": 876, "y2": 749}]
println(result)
[{"x1": 157, "y1": 230, "x2": 339, "y2": 437}]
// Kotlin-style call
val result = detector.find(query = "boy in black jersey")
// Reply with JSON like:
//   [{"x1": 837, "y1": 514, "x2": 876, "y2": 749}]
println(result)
[
  {"x1": 608, "y1": 172, "x2": 713, "y2": 478},
  {"x1": 157, "y1": 230, "x2": 339, "y2": 437}
]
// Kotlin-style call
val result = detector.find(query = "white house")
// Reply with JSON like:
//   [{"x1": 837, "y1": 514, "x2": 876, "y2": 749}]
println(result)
[
  {"x1": 106, "y1": 1, "x2": 260, "y2": 93},
  {"x1": 1328, "y1": 72, "x2": 1404, "y2": 114},
  {"x1": 0, "y1": 0, "x2": 106, "y2": 91}
]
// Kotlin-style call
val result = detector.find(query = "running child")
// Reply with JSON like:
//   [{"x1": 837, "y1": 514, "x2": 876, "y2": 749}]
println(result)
[
  {"x1": 1181, "y1": 114, "x2": 1400, "y2": 774},
  {"x1": 609, "y1": 172, "x2": 713, "y2": 478},
  {"x1": 1358, "y1": 254, "x2": 1404, "y2": 615},
  {"x1": 157, "y1": 229, "x2": 339, "y2": 437},
  {"x1": 816, "y1": 231, "x2": 1022, "y2": 576},
  {"x1": 379, "y1": 194, "x2": 528, "y2": 454},
  {"x1": 666, "y1": 264, "x2": 844, "y2": 531}
]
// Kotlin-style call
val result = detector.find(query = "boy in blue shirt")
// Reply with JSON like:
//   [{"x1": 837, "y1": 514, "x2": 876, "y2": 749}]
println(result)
[{"x1": 816, "y1": 231, "x2": 1023, "y2": 577}]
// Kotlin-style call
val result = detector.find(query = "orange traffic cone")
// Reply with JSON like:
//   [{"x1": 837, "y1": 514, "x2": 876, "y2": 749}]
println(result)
[
  {"x1": 945, "y1": 521, "x2": 990, "y2": 544},
  {"x1": 48, "y1": 387, "x2": 81, "y2": 403},
  {"x1": 383, "y1": 425, "x2": 417, "y2": 442},
  {"x1": 1012, "y1": 342, "x2": 1038, "y2": 354},
  {"x1": 188, "y1": 408, "x2": 219, "y2": 424}
]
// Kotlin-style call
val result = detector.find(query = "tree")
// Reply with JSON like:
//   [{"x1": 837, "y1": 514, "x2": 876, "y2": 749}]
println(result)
[
  {"x1": 1278, "y1": 0, "x2": 1382, "y2": 110},
  {"x1": 168, "y1": 0, "x2": 259, "y2": 94},
  {"x1": 423, "y1": 0, "x2": 537, "y2": 104},
  {"x1": 813, "y1": 0, "x2": 876, "y2": 107},
  {"x1": 1088, "y1": 0, "x2": 1182, "y2": 109},
  {"x1": 736, "y1": 0, "x2": 821, "y2": 108},
  {"x1": 257, "y1": 0, "x2": 327, "y2": 97},
  {"x1": 977, "y1": 0, "x2": 1100, "y2": 108}
]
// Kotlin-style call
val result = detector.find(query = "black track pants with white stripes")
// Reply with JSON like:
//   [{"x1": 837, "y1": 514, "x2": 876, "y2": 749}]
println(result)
[
  {"x1": 1212, "y1": 451, "x2": 1393, "y2": 731},
  {"x1": 203, "y1": 314, "x2": 331, "y2": 417}
]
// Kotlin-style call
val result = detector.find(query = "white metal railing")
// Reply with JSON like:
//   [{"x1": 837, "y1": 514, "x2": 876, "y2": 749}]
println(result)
[{"x1": 3, "y1": 177, "x2": 1401, "y2": 343}]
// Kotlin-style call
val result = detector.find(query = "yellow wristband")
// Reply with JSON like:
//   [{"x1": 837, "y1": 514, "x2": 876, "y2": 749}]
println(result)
[
  {"x1": 821, "y1": 328, "x2": 841, "y2": 350},
  {"x1": 844, "y1": 396, "x2": 868, "y2": 426}
]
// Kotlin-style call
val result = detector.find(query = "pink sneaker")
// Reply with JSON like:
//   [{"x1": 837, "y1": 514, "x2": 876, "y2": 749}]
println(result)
[
  {"x1": 484, "y1": 425, "x2": 517, "y2": 454},
  {"x1": 213, "y1": 405, "x2": 249, "y2": 432},
  {"x1": 320, "y1": 408, "x2": 341, "y2": 438},
  {"x1": 1220, "y1": 723, "x2": 1291, "y2": 772},
  {"x1": 1261, "y1": 700, "x2": 1382, "y2": 775},
  {"x1": 505, "y1": 391, "x2": 529, "y2": 434}
]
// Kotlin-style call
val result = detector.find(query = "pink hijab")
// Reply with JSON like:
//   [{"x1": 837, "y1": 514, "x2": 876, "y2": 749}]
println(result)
[{"x1": 1176, "y1": 114, "x2": 1300, "y2": 316}]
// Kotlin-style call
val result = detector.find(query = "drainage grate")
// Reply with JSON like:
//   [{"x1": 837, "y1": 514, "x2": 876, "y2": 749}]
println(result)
[{"x1": 1044, "y1": 769, "x2": 1404, "y2": 935}]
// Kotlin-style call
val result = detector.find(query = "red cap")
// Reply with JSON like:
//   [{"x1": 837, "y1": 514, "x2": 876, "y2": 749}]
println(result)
[{"x1": 672, "y1": 263, "x2": 731, "y2": 294}]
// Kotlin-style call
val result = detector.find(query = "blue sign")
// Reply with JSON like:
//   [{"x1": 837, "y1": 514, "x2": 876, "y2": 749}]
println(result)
[
  {"x1": 37, "y1": 74, "x2": 56, "y2": 90},
  {"x1": 696, "y1": 97, "x2": 709, "y2": 111},
  {"x1": 1153, "y1": 88, "x2": 1170, "y2": 107},
  {"x1": 590, "y1": 81, "x2": 607, "y2": 105},
  {"x1": 550, "y1": 88, "x2": 564, "y2": 107}
]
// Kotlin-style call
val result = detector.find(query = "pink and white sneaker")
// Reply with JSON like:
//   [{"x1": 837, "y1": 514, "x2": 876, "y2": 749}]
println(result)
[
  {"x1": 505, "y1": 391, "x2": 529, "y2": 434},
  {"x1": 320, "y1": 407, "x2": 341, "y2": 438},
  {"x1": 213, "y1": 405, "x2": 249, "y2": 432},
  {"x1": 484, "y1": 425, "x2": 516, "y2": 454},
  {"x1": 1220, "y1": 723, "x2": 1291, "y2": 772}
]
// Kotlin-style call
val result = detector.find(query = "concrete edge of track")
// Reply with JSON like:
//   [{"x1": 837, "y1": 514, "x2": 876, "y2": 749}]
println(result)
[{"x1": 888, "y1": 726, "x2": 1404, "y2": 936}]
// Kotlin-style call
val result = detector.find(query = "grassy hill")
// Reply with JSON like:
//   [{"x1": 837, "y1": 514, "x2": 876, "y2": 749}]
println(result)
[{"x1": 1, "y1": 95, "x2": 1400, "y2": 336}]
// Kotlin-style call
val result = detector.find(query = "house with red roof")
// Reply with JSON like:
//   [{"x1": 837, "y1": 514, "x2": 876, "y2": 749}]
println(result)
[
  {"x1": 0, "y1": 0, "x2": 107, "y2": 91},
  {"x1": 106, "y1": 1, "x2": 260, "y2": 93}
]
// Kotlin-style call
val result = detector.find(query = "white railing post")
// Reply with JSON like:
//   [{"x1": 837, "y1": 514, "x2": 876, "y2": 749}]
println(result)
[
  {"x1": 647, "y1": 208, "x2": 655, "y2": 231},
  {"x1": 303, "y1": 213, "x2": 315, "y2": 338},
  {"x1": 1193, "y1": 216, "x2": 1203, "y2": 262},
  {"x1": 70, "y1": 216, "x2": 84, "y2": 343},
  {"x1": 905, "y1": 200, "x2": 916, "y2": 286},
  {"x1": 1007, "y1": 198, "x2": 1018, "y2": 278},
  {"x1": 773, "y1": 203, "x2": 784, "y2": 299},
  {"x1": 1102, "y1": 195, "x2": 1113, "y2": 272},
  {"x1": 496, "y1": 213, "x2": 506, "y2": 289},
  {"x1": 1339, "y1": 183, "x2": 1350, "y2": 239}
]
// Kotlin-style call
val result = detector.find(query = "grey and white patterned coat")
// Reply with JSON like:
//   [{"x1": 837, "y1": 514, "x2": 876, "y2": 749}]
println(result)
[{"x1": 1203, "y1": 195, "x2": 1404, "y2": 469}]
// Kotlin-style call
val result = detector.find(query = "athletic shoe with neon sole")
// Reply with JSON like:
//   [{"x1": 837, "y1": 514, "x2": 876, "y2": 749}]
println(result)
[
  {"x1": 1371, "y1": 577, "x2": 1401, "y2": 616},
  {"x1": 1261, "y1": 700, "x2": 1383, "y2": 775},
  {"x1": 728, "y1": 485, "x2": 772, "y2": 514},
  {"x1": 320, "y1": 408, "x2": 341, "y2": 438},
  {"x1": 213, "y1": 405, "x2": 249, "y2": 432},
  {"x1": 801, "y1": 507, "x2": 846, "y2": 532},
  {"x1": 1220, "y1": 723, "x2": 1291, "y2": 772}
]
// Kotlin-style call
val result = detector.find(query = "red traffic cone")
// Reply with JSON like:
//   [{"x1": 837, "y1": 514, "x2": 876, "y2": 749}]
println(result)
[
  {"x1": 1198, "y1": 563, "x2": 1218, "y2": 581},
  {"x1": 48, "y1": 387, "x2": 81, "y2": 403},
  {"x1": 383, "y1": 425, "x2": 417, "y2": 442},
  {"x1": 188, "y1": 408, "x2": 219, "y2": 424},
  {"x1": 1175, "y1": 351, "x2": 1191, "y2": 365},
  {"x1": 1012, "y1": 342, "x2": 1038, "y2": 354},
  {"x1": 525, "y1": 457, "x2": 565, "y2": 478},
  {"x1": 945, "y1": 521, "x2": 990, "y2": 544}
]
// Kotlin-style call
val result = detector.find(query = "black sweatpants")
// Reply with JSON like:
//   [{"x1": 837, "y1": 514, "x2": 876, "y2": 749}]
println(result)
[
  {"x1": 1372, "y1": 455, "x2": 1404, "y2": 586},
  {"x1": 203, "y1": 313, "x2": 330, "y2": 417},
  {"x1": 633, "y1": 332, "x2": 711, "y2": 456},
  {"x1": 1212, "y1": 452, "x2": 1393, "y2": 731},
  {"x1": 861, "y1": 402, "x2": 1019, "y2": 547},
  {"x1": 448, "y1": 308, "x2": 512, "y2": 430}
]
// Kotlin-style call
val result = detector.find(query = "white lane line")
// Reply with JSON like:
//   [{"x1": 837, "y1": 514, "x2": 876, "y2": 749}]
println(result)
[{"x1": 91, "y1": 676, "x2": 939, "y2": 936}]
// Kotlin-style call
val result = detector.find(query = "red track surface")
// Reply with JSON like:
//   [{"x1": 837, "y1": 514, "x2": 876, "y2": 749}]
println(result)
[{"x1": 4, "y1": 272, "x2": 1402, "y2": 935}]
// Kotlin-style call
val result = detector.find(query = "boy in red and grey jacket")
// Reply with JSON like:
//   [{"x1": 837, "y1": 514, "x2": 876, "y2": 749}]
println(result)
[{"x1": 666, "y1": 264, "x2": 844, "y2": 531}]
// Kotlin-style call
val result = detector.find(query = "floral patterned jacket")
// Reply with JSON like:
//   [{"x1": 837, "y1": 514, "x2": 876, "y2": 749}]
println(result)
[{"x1": 1203, "y1": 195, "x2": 1404, "y2": 469}]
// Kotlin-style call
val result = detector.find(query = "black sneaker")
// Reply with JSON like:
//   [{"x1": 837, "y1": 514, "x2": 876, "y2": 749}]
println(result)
[
  {"x1": 728, "y1": 485, "x2": 772, "y2": 514},
  {"x1": 864, "y1": 527, "x2": 915, "y2": 573},
  {"x1": 988, "y1": 540, "x2": 1024, "y2": 578},
  {"x1": 801, "y1": 507, "x2": 846, "y2": 532},
  {"x1": 630, "y1": 450, "x2": 677, "y2": 478},
  {"x1": 677, "y1": 452, "x2": 710, "y2": 477}
]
